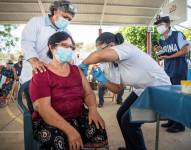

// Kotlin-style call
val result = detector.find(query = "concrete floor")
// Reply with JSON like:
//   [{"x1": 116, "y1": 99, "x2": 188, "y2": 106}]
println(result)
[{"x1": 0, "y1": 91, "x2": 190, "y2": 150}]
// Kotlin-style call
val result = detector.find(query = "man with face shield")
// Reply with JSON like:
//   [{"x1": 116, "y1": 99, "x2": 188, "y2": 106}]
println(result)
[
  {"x1": 154, "y1": 15, "x2": 190, "y2": 133},
  {"x1": 79, "y1": 32, "x2": 171, "y2": 150},
  {"x1": 20, "y1": 0, "x2": 77, "y2": 85}
]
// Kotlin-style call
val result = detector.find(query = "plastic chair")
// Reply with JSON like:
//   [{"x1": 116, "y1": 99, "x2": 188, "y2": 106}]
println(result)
[{"x1": 16, "y1": 81, "x2": 40, "y2": 150}]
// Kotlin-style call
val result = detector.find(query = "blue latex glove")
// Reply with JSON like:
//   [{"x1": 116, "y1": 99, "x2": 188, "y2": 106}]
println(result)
[
  {"x1": 78, "y1": 63, "x2": 89, "y2": 76},
  {"x1": 92, "y1": 68, "x2": 107, "y2": 85}
]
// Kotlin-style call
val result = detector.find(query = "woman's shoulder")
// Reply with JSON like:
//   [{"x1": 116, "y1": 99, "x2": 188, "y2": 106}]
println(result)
[
  {"x1": 32, "y1": 69, "x2": 50, "y2": 82},
  {"x1": 70, "y1": 64, "x2": 78, "y2": 69},
  {"x1": 70, "y1": 64, "x2": 81, "y2": 73}
]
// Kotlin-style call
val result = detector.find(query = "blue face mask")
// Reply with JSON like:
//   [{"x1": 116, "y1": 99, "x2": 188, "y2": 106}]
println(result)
[
  {"x1": 55, "y1": 16, "x2": 70, "y2": 30},
  {"x1": 54, "y1": 47, "x2": 73, "y2": 64}
]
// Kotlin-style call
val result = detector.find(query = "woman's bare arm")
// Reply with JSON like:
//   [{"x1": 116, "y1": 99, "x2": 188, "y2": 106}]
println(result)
[
  {"x1": 79, "y1": 69, "x2": 97, "y2": 110},
  {"x1": 33, "y1": 97, "x2": 73, "y2": 134},
  {"x1": 33, "y1": 97, "x2": 84, "y2": 149},
  {"x1": 79, "y1": 69, "x2": 105, "y2": 129}
]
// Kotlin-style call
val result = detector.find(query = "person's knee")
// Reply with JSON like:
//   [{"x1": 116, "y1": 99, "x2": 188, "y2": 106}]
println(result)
[{"x1": 121, "y1": 114, "x2": 142, "y2": 132}]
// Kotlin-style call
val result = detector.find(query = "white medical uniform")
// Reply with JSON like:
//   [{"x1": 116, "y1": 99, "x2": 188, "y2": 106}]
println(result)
[
  {"x1": 20, "y1": 16, "x2": 79, "y2": 84},
  {"x1": 103, "y1": 43, "x2": 171, "y2": 96}
]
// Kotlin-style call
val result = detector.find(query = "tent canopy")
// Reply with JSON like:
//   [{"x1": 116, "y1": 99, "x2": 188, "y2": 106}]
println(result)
[{"x1": 0, "y1": 0, "x2": 165, "y2": 26}]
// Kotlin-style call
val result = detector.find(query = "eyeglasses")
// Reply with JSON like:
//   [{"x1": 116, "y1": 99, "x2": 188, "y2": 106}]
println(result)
[{"x1": 55, "y1": 42, "x2": 75, "y2": 50}]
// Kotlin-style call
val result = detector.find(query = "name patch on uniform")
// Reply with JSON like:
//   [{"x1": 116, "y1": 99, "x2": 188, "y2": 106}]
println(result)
[{"x1": 163, "y1": 44, "x2": 178, "y2": 53}]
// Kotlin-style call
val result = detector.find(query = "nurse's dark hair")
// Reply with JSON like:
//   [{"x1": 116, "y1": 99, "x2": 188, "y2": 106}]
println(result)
[
  {"x1": 47, "y1": 31, "x2": 75, "y2": 59},
  {"x1": 96, "y1": 32, "x2": 124, "y2": 45}
]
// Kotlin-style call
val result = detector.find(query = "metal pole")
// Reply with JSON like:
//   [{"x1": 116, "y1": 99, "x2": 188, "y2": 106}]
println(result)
[
  {"x1": 37, "y1": 0, "x2": 46, "y2": 16},
  {"x1": 100, "y1": 0, "x2": 108, "y2": 27},
  {"x1": 155, "y1": 113, "x2": 160, "y2": 150},
  {"x1": 99, "y1": 28, "x2": 102, "y2": 35},
  {"x1": 147, "y1": 26, "x2": 152, "y2": 56}
]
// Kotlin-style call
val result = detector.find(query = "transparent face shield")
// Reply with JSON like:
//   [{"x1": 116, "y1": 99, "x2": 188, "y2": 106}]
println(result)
[{"x1": 57, "y1": 3, "x2": 77, "y2": 15}]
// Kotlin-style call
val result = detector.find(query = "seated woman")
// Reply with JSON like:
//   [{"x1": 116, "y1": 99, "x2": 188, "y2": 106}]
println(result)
[{"x1": 29, "y1": 32, "x2": 108, "y2": 150}]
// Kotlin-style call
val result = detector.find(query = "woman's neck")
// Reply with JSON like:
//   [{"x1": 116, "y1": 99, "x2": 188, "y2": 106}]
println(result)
[
  {"x1": 48, "y1": 60, "x2": 70, "y2": 77},
  {"x1": 50, "y1": 60, "x2": 68, "y2": 69}
]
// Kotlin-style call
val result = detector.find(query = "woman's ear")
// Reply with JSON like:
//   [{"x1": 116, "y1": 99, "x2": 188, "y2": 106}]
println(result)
[
  {"x1": 49, "y1": 45, "x2": 56, "y2": 51},
  {"x1": 48, "y1": 45, "x2": 52, "y2": 50}
]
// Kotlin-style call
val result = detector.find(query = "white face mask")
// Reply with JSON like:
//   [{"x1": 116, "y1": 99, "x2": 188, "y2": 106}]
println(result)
[
  {"x1": 157, "y1": 25, "x2": 168, "y2": 34},
  {"x1": 54, "y1": 47, "x2": 74, "y2": 64}
]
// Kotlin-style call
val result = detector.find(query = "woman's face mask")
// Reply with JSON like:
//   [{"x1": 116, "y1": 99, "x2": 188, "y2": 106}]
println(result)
[
  {"x1": 55, "y1": 16, "x2": 70, "y2": 30},
  {"x1": 54, "y1": 46, "x2": 74, "y2": 64},
  {"x1": 157, "y1": 24, "x2": 168, "y2": 34}
]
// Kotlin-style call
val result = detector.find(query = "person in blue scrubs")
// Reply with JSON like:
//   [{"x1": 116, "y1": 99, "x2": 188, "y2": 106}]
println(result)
[{"x1": 154, "y1": 15, "x2": 190, "y2": 133}]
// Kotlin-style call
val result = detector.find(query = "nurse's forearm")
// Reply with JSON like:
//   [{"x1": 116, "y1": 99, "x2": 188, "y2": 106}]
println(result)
[
  {"x1": 105, "y1": 81, "x2": 124, "y2": 94},
  {"x1": 83, "y1": 51, "x2": 102, "y2": 65}
]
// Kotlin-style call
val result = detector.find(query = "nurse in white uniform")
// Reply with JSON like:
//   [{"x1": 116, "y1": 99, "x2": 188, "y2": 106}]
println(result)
[{"x1": 79, "y1": 32, "x2": 171, "y2": 150}]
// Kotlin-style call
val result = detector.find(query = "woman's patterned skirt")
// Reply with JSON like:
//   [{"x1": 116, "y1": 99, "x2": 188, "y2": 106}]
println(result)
[{"x1": 33, "y1": 109, "x2": 109, "y2": 150}]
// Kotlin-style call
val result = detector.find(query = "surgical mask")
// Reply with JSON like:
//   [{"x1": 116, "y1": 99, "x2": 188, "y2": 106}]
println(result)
[
  {"x1": 157, "y1": 25, "x2": 168, "y2": 34},
  {"x1": 54, "y1": 47, "x2": 74, "y2": 64},
  {"x1": 55, "y1": 16, "x2": 70, "y2": 30}
]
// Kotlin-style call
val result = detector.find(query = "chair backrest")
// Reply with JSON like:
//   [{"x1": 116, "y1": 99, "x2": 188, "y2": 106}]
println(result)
[
  {"x1": 17, "y1": 81, "x2": 34, "y2": 113},
  {"x1": 16, "y1": 81, "x2": 40, "y2": 150}
]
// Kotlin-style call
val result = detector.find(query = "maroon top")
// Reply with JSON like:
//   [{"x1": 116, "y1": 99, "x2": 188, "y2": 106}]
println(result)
[{"x1": 29, "y1": 65, "x2": 85, "y2": 121}]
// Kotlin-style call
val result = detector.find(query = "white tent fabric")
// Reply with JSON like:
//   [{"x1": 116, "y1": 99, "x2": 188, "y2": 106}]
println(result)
[{"x1": 0, "y1": 0, "x2": 165, "y2": 25}]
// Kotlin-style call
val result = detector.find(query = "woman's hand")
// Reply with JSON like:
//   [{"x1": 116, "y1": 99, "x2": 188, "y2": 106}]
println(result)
[
  {"x1": 88, "y1": 108, "x2": 105, "y2": 129},
  {"x1": 28, "y1": 57, "x2": 46, "y2": 74},
  {"x1": 67, "y1": 127, "x2": 83, "y2": 150}
]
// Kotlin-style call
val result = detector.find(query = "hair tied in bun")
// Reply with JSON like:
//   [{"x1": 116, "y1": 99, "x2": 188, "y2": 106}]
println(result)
[{"x1": 115, "y1": 33, "x2": 124, "y2": 45}]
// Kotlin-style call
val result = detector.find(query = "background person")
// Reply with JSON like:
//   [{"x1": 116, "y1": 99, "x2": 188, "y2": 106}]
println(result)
[
  {"x1": 116, "y1": 88, "x2": 124, "y2": 104},
  {"x1": 0, "y1": 60, "x2": 16, "y2": 106},
  {"x1": 14, "y1": 55, "x2": 23, "y2": 81},
  {"x1": 98, "y1": 84, "x2": 107, "y2": 108},
  {"x1": 154, "y1": 15, "x2": 190, "y2": 133}
]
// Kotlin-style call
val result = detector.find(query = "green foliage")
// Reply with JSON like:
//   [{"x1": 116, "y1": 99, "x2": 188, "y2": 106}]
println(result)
[
  {"x1": 119, "y1": 26, "x2": 160, "y2": 60},
  {"x1": 0, "y1": 24, "x2": 19, "y2": 52},
  {"x1": 182, "y1": 29, "x2": 191, "y2": 41},
  {"x1": 182, "y1": 29, "x2": 191, "y2": 60}
]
